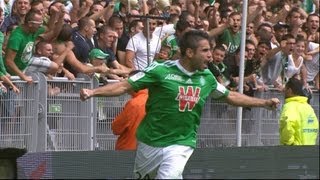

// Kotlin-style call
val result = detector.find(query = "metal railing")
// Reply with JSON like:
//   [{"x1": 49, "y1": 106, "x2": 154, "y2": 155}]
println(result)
[{"x1": 1, "y1": 73, "x2": 319, "y2": 151}]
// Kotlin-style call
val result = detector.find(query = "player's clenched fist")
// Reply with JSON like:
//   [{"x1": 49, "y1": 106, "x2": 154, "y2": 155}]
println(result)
[{"x1": 80, "y1": 88, "x2": 93, "y2": 101}]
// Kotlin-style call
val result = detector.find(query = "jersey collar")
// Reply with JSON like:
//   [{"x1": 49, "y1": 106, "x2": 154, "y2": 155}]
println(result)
[{"x1": 176, "y1": 60, "x2": 197, "y2": 76}]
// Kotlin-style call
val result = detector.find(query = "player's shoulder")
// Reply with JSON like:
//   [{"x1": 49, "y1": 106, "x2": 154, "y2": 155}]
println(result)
[{"x1": 145, "y1": 60, "x2": 178, "y2": 72}]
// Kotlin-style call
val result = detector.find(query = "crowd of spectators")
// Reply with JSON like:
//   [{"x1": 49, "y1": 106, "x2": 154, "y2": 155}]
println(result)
[{"x1": 0, "y1": 0, "x2": 319, "y2": 95}]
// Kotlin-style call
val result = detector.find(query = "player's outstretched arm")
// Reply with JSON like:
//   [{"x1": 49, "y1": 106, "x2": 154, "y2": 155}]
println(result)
[
  {"x1": 225, "y1": 91, "x2": 280, "y2": 110},
  {"x1": 80, "y1": 80, "x2": 133, "y2": 101}
]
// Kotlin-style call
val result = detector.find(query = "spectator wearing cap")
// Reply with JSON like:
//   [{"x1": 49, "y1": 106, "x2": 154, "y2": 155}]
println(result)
[
  {"x1": 88, "y1": 48, "x2": 109, "y2": 79},
  {"x1": 87, "y1": 48, "x2": 129, "y2": 81},
  {"x1": 89, "y1": 48, "x2": 109, "y2": 67}
]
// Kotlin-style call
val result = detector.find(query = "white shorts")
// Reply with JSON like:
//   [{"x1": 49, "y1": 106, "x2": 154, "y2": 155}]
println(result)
[{"x1": 133, "y1": 141, "x2": 194, "y2": 179}]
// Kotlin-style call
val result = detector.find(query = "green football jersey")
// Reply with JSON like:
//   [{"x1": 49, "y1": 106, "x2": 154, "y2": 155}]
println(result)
[
  {"x1": 218, "y1": 28, "x2": 241, "y2": 54},
  {"x1": 6, "y1": 26, "x2": 45, "y2": 74},
  {"x1": 128, "y1": 60, "x2": 229, "y2": 148}
]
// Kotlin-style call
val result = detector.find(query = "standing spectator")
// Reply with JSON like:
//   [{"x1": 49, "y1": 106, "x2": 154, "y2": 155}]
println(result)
[
  {"x1": 5, "y1": 7, "x2": 64, "y2": 83},
  {"x1": 208, "y1": 44, "x2": 230, "y2": 87},
  {"x1": 286, "y1": 7, "x2": 305, "y2": 38},
  {"x1": 94, "y1": 25, "x2": 130, "y2": 80},
  {"x1": 284, "y1": 35, "x2": 309, "y2": 89},
  {"x1": 304, "y1": 39, "x2": 319, "y2": 91},
  {"x1": 108, "y1": 15, "x2": 130, "y2": 65},
  {"x1": 0, "y1": 0, "x2": 31, "y2": 33},
  {"x1": 125, "y1": 18, "x2": 161, "y2": 70},
  {"x1": 5, "y1": 10, "x2": 45, "y2": 83},
  {"x1": 244, "y1": 40, "x2": 261, "y2": 93},
  {"x1": 52, "y1": 24, "x2": 118, "y2": 78},
  {"x1": 279, "y1": 77, "x2": 318, "y2": 145},
  {"x1": 209, "y1": 11, "x2": 241, "y2": 55},
  {"x1": 80, "y1": 30, "x2": 280, "y2": 179},
  {"x1": 179, "y1": 11, "x2": 195, "y2": 28},
  {"x1": 161, "y1": 20, "x2": 192, "y2": 59},
  {"x1": 303, "y1": 13, "x2": 319, "y2": 43},
  {"x1": 0, "y1": 7, "x2": 19, "y2": 93},
  {"x1": 23, "y1": 40, "x2": 58, "y2": 75},
  {"x1": 112, "y1": 83, "x2": 148, "y2": 150},
  {"x1": 273, "y1": 22, "x2": 290, "y2": 48},
  {"x1": 71, "y1": 17, "x2": 97, "y2": 64},
  {"x1": 127, "y1": 20, "x2": 143, "y2": 37},
  {"x1": 261, "y1": 34, "x2": 296, "y2": 90}
]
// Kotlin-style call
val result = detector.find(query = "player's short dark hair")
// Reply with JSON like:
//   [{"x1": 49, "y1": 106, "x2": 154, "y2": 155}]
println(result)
[{"x1": 179, "y1": 30, "x2": 210, "y2": 57}]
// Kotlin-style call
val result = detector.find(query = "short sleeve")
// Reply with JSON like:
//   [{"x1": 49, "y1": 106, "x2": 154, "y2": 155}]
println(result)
[{"x1": 127, "y1": 62, "x2": 161, "y2": 91}]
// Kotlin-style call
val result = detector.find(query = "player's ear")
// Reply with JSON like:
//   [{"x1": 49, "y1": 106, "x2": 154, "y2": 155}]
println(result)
[{"x1": 186, "y1": 48, "x2": 194, "y2": 58}]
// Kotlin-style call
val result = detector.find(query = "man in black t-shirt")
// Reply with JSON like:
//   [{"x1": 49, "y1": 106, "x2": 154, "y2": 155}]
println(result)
[{"x1": 108, "y1": 15, "x2": 130, "y2": 65}]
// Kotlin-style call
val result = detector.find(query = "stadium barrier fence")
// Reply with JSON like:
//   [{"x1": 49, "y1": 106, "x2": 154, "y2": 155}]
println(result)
[{"x1": 1, "y1": 73, "x2": 319, "y2": 152}]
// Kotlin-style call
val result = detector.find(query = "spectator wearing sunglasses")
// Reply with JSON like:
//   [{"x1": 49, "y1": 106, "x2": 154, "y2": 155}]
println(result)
[{"x1": 5, "y1": 8, "x2": 64, "y2": 83}]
